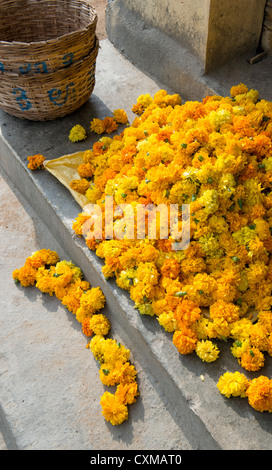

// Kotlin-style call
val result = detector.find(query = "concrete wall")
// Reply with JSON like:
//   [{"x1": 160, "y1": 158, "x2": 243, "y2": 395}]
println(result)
[
  {"x1": 206, "y1": 0, "x2": 267, "y2": 71},
  {"x1": 116, "y1": 0, "x2": 210, "y2": 64},
  {"x1": 106, "y1": 0, "x2": 268, "y2": 100}
]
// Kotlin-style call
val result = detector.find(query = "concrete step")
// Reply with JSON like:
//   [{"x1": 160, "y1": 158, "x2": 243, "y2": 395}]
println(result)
[{"x1": 1, "y1": 39, "x2": 272, "y2": 450}]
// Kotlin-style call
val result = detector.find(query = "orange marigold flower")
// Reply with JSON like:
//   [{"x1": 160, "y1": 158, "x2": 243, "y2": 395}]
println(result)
[
  {"x1": 209, "y1": 300, "x2": 240, "y2": 323},
  {"x1": 102, "y1": 117, "x2": 118, "y2": 134},
  {"x1": 240, "y1": 347, "x2": 265, "y2": 371},
  {"x1": 82, "y1": 318, "x2": 94, "y2": 337},
  {"x1": 172, "y1": 327, "x2": 197, "y2": 354},
  {"x1": 70, "y1": 178, "x2": 90, "y2": 194},
  {"x1": 77, "y1": 162, "x2": 94, "y2": 179},
  {"x1": 27, "y1": 154, "x2": 45, "y2": 170},
  {"x1": 174, "y1": 299, "x2": 201, "y2": 328},
  {"x1": 113, "y1": 109, "x2": 128, "y2": 124},
  {"x1": 246, "y1": 376, "x2": 272, "y2": 412},
  {"x1": 160, "y1": 258, "x2": 180, "y2": 279}
]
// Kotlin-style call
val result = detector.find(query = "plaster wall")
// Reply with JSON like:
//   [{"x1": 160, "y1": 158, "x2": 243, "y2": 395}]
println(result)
[{"x1": 117, "y1": 0, "x2": 210, "y2": 63}]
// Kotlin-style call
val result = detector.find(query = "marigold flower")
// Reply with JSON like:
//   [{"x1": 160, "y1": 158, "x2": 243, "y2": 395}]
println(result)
[
  {"x1": 239, "y1": 347, "x2": 265, "y2": 371},
  {"x1": 90, "y1": 118, "x2": 106, "y2": 134},
  {"x1": 115, "y1": 382, "x2": 139, "y2": 405},
  {"x1": 172, "y1": 327, "x2": 197, "y2": 355},
  {"x1": 100, "y1": 391, "x2": 128, "y2": 425},
  {"x1": 88, "y1": 314, "x2": 110, "y2": 336},
  {"x1": 27, "y1": 154, "x2": 45, "y2": 170},
  {"x1": 246, "y1": 376, "x2": 272, "y2": 412},
  {"x1": 195, "y1": 340, "x2": 219, "y2": 362},
  {"x1": 217, "y1": 371, "x2": 249, "y2": 398},
  {"x1": 81, "y1": 318, "x2": 94, "y2": 337},
  {"x1": 69, "y1": 124, "x2": 87, "y2": 142},
  {"x1": 70, "y1": 178, "x2": 90, "y2": 194},
  {"x1": 113, "y1": 109, "x2": 128, "y2": 124}
]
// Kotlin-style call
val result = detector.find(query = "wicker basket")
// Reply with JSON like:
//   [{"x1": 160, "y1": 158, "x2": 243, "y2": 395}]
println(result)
[
  {"x1": 0, "y1": 0, "x2": 97, "y2": 74},
  {"x1": 0, "y1": 38, "x2": 99, "y2": 121}
]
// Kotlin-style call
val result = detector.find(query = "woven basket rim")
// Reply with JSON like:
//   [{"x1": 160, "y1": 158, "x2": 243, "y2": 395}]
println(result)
[
  {"x1": 0, "y1": 37, "x2": 99, "y2": 81},
  {"x1": 0, "y1": 2, "x2": 97, "y2": 49}
]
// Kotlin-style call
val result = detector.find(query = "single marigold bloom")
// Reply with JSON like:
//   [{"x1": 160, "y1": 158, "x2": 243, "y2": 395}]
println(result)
[
  {"x1": 174, "y1": 299, "x2": 201, "y2": 328},
  {"x1": 160, "y1": 258, "x2": 180, "y2": 279},
  {"x1": 195, "y1": 340, "x2": 219, "y2": 363},
  {"x1": 239, "y1": 347, "x2": 265, "y2": 371},
  {"x1": 90, "y1": 118, "x2": 106, "y2": 134},
  {"x1": 102, "y1": 117, "x2": 118, "y2": 134},
  {"x1": 100, "y1": 391, "x2": 128, "y2": 425},
  {"x1": 230, "y1": 83, "x2": 249, "y2": 97},
  {"x1": 27, "y1": 154, "x2": 45, "y2": 170},
  {"x1": 172, "y1": 327, "x2": 197, "y2": 355},
  {"x1": 12, "y1": 264, "x2": 37, "y2": 287},
  {"x1": 246, "y1": 376, "x2": 272, "y2": 412},
  {"x1": 89, "y1": 314, "x2": 110, "y2": 336},
  {"x1": 209, "y1": 300, "x2": 240, "y2": 323},
  {"x1": 69, "y1": 124, "x2": 87, "y2": 142},
  {"x1": 77, "y1": 162, "x2": 94, "y2": 179},
  {"x1": 81, "y1": 318, "x2": 94, "y2": 337},
  {"x1": 217, "y1": 371, "x2": 249, "y2": 398},
  {"x1": 70, "y1": 178, "x2": 90, "y2": 194},
  {"x1": 115, "y1": 382, "x2": 139, "y2": 405},
  {"x1": 113, "y1": 109, "x2": 128, "y2": 124}
]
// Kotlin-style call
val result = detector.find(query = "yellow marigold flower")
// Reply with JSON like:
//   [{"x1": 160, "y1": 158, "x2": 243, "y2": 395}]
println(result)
[
  {"x1": 157, "y1": 311, "x2": 176, "y2": 332},
  {"x1": 172, "y1": 327, "x2": 197, "y2": 355},
  {"x1": 12, "y1": 264, "x2": 37, "y2": 287},
  {"x1": 195, "y1": 317, "x2": 211, "y2": 340},
  {"x1": 239, "y1": 347, "x2": 265, "y2": 372},
  {"x1": 89, "y1": 334, "x2": 106, "y2": 362},
  {"x1": 79, "y1": 287, "x2": 106, "y2": 316},
  {"x1": 115, "y1": 382, "x2": 139, "y2": 405},
  {"x1": 246, "y1": 376, "x2": 272, "y2": 412},
  {"x1": 217, "y1": 371, "x2": 249, "y2": 398},
  {"x1": 88, "y1": 314, "x2": 111, "y2": 336},
  {"x1": 90, "y1": 118, "x2": 106, "y2": 134},
  {"x1": 85, "y1": 185, "x2": 103, "y2": 204},
  {"x1": 229, "y1": 318, "x2": 253, "y2": 341},
  {"x1": 113, "y1": 109, "x2": 128, "y2": 124},
  {"x1": 195, "y1": 340, "x2": 219, "y2": 362},
  {"x1": 69, "y1": 124, "x2": 87, "y2": 142},
  {"x1": 230, "y1": 83, "x2": 249, "y2": 98},
  {"x1": 100, "y1": 391, "x2": 128, "y2": 425},
  {"x1": 83, "y1": 149, "x2": 94, "y2": 163},
  {"x1": 27, "y1": 154, "x2": 45, "y2": 170},
  {"x1": 230, "y1": 339, "x2": 251, "y2": 358},
  {"x1": 70, "y1": 178, "x2": 90, "y2": 194}
]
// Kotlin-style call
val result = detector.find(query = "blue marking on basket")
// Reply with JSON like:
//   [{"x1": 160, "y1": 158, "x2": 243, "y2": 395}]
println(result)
[
  {"x1": 0, "y1": 62, "x2": 4, "y2": 72},
  {"x1": 13, "y1": 88, "x2": 32, "y2": 110},
  {"x1": 19, "y1": 61, "x2": 48, "y2": 74},
  {"x1": 48, "y1": 82, "x2": 75, "y2": 106},
  {"x1": 62, "y1": 52, "x2": 74, "y2": 67}
]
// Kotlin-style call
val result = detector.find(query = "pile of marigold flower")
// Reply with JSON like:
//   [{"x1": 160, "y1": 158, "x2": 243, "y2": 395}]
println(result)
[
  {"x1": 70, "y1": 83, "x2": 272, "y2": 413},
  {"x1": 13, "y1": 249, "x2": 139, "y2": 425}
]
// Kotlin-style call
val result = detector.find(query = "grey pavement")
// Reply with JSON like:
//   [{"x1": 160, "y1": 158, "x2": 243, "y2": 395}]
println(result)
[{"x1": 1, "y1": 39, "x2": 272, "y2": 451}]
